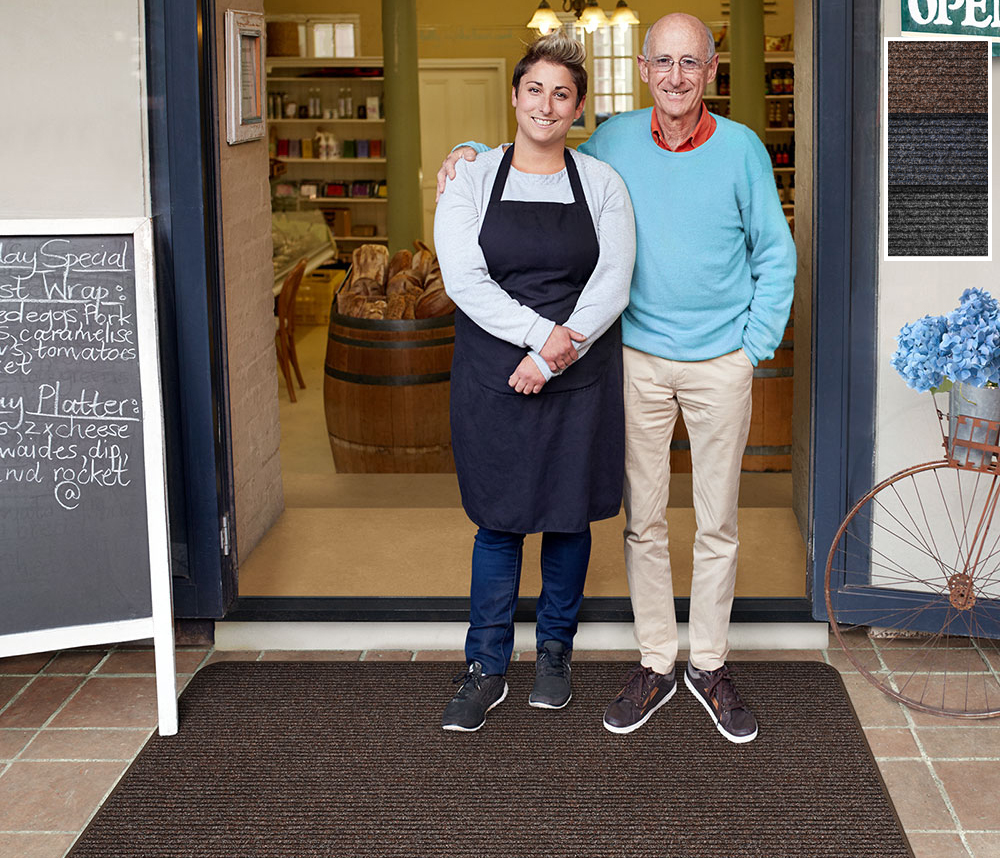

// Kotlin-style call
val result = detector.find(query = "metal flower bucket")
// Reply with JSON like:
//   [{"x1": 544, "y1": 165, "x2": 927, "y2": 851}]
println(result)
[{"x1": 948, "y1": 383, "x2": 1000, "y2": 469}]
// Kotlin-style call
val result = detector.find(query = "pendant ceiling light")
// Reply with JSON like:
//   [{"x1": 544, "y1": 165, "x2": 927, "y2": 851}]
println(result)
[
  {"x1": 526, "y1": 0, "x2": 562, "y2": 35},
  {"x1": 527, "y1": 1, "x2": 639, "y2": 35}
]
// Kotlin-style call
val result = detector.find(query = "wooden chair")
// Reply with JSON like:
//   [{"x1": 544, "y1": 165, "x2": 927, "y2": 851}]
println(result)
[{"x1": 275, "y1": 259, "x2": 307, "y2": 402}]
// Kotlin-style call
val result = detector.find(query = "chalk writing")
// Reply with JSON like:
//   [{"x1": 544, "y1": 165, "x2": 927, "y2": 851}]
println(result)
[{"x1": 0, "y1": 235, "x2": 144, "y2": 511}]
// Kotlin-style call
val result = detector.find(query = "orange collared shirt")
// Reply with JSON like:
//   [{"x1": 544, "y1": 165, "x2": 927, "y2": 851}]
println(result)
[{"x1": 650, "y1": 103, "x2": 717, "y2": 152}]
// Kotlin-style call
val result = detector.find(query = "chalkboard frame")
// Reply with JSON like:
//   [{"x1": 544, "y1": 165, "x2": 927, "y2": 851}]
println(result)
[{"x1": 0, "y1": 217, "x2": 177, "y2": 735}]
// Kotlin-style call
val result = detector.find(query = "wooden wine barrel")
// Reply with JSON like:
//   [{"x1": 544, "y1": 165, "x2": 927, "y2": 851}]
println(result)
[
  {"x1": 669, "y1": 320, "x2": 794, "y2": 473},
  {"x1": 323, "y1": 312, "x2": 456, "y2": 473}
]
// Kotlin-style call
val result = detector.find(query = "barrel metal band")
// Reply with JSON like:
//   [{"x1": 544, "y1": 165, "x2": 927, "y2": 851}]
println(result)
[
  {"x1": 327, "y1": 332, "x2": 455, "y2": 349},
  {"x1": 325, "y1": 365, "x2": 451, "y2": 386},
  {"x1": 753, "y1": 367, "x2": 794, "y2": 378}
]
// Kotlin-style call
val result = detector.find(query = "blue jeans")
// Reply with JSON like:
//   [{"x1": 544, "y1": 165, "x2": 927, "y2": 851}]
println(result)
[{"x1": 465, "y1": 526, "x2": 591, "y2": 675}]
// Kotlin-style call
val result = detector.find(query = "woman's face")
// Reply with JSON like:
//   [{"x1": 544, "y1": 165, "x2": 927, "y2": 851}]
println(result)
[{"x1": 512, "y1": 60, "x2": 584, "y2": 147}]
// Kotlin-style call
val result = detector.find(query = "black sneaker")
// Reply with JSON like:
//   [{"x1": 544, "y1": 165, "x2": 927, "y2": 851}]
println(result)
[
  {"x1": 441, "y1": 661, "x2": 508, "y2": 732},
  {"x1": 529, "y1": 640, "x2": 572, "y2": 709},
  {"x1": 684, "y1": 662, "x2": 758, "y2": 744},
  {"x1": 602, "y1": 664, "x2": 676, "y2": 734}
]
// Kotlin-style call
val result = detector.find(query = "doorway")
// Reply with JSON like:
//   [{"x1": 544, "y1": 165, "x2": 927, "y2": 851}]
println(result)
[{"x1": 224, "y1": 1, "x2": 814, "y2": 625}]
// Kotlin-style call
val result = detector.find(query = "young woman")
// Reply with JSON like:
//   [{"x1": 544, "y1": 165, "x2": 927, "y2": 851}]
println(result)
[{"x1": 434, "y1": 30, "x2": 635, "y2": 732}]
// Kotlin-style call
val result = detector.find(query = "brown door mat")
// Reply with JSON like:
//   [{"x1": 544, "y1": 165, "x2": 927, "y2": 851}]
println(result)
[{"x1": 69, "y1": 661, "x2": 912, "y2": 858}]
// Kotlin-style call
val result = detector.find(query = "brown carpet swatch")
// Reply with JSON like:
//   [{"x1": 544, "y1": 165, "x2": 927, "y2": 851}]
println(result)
[
  {"x1": 68, "y1": 661, "x2": 912, "y2": 858},
  {"x1": 887, "y1": 40, "x2": 989, "y2": 113}
]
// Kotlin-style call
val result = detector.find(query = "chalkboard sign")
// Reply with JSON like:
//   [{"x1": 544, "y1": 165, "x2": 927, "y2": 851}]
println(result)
[{"x1": 0, "y1": 218, "x2": 176, "y2": 734}]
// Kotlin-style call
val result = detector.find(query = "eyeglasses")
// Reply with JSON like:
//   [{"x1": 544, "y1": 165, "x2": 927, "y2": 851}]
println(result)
[{"x1": 641, "y1": 55, "x2": 713, "y2": 74}]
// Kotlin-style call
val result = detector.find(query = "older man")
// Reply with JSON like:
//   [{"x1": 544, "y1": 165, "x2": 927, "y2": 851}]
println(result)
[{"x1": 437, "y1": 13, "x2": 795, "y2": 743}]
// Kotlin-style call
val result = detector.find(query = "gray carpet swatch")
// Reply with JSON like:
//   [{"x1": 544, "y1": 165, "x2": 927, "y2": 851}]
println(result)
[{"x1": 887, "y1": 41, "x2": 989, "y2": 257}]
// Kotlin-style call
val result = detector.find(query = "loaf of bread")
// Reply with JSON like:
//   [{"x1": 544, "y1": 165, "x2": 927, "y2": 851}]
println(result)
[
  {"x1": 415, "y1": 287, "x2": 455, "y2": 319},
  {"x1": 386, "y1": 270, "x2": 422, "y2": 298},
  {"x1": 336, "y1": 291, "x2": 366, "y2": 317},
  {"x1": 351, "y1": 244, "x2": 390, "y2": 288},
  {"x1": 387, "y1": 249, "x2": 413, "y2": 283},
  {"x1": 350, "y1": 276, "x2": 382, "y2": 297}
]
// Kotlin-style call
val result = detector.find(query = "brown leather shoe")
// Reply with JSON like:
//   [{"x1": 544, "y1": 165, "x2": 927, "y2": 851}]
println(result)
[
  {"x1": 602, "y1": 664, "x2": 676, "y2": 734},
  {"x1": 684, "y1": 662, "x2": 758, "y2": 744}
]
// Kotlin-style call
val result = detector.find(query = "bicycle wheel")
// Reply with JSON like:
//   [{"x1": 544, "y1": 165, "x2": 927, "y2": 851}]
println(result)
[{"x1": 825, "y1": 460, "x2": 1000, "y2": 718}]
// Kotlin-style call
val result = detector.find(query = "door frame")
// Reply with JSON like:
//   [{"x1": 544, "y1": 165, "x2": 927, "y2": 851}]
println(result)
[
  {"x1": 809, "y1": 0, "x2": 879, "y2": 620},
  {"x1": 145, "y1": 0, "x2": 237, "y2": 619}
]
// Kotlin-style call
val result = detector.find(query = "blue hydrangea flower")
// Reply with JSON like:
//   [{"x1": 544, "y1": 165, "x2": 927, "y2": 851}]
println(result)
[{"x1": 892, "y1": 289, "x2": 1000, "y2": 392}]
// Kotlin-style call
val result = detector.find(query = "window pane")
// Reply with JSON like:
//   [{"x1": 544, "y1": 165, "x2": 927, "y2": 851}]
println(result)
[
  {"x1": 593, "y1": 26, "x2": 610, "y2": 56},
  {"x1": 614, "y1": 58, "x2": 632, "y2": 93},
  {"x1": 334, "y1": 23, "x2": 355, "y2": 58},
  {"x1": 298, "y1": 24, "x2": 307, "y2": 57},
  {"x1": 595, "y1": 94, "x2": 613, "y2": 116},
  {"x1": 614, "y1": 94, "x2": 633, "y2": 113},
  {"x1": 612, "y1": 25, "x2": 628, "y2": 54},
  {"x1": 594, "y1": 57, "x2": 612, "y2": 92},
  {"x1": 312, "y1": 23, "x2": 334, "y2": 58}
]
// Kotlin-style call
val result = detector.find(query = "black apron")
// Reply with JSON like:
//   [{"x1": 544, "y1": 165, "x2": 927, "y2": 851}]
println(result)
[{"x1": 450, "y1": 145, "x2": 624, "y2": 533}]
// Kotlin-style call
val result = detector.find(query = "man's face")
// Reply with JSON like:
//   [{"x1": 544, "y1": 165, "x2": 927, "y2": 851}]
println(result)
[{"x1": 639, "y1": 18, "x2": 718, "y2": 126}]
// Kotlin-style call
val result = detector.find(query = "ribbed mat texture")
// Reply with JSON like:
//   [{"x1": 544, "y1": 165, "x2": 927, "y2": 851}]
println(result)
[
  {"x1": 887, "y1": 40, "x2": 989, "y2": 257},
  {"x1": 69, "y1": 661, "x2": 912, "y2": 858}
]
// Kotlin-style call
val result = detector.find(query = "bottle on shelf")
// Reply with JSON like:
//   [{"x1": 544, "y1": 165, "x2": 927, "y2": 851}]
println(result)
[
  {"x1": 338, "y1": 88, "x2": 347, "y2": 119},
  {"x1": 788, "y1": 174, "x2": 795, "y2": 204},
  {"x1": 787, "y1": 101, "x2": 795, "y2": 127},
  {"x1": 775, "y1": 174, "x2": 785, "y2": 203}
]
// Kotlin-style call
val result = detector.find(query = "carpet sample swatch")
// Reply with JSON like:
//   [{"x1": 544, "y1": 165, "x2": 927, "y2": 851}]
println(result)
[
  {"x1": 887, "y1": 40, "x2": 989, "y2": 257},
  {"x1": 68, "y1": 661, "x2": 913, "y2": 858}
]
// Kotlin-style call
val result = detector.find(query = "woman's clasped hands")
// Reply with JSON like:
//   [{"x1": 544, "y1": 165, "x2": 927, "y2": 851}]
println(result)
[{"x1": 507, "y1": 324, "x2": 586, "y2": 395}]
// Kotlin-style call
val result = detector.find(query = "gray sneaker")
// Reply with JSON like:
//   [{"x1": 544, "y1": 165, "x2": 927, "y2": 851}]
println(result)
[
  {"x1": 684, "y1": 662, "x2": 758, "y2": 744},
  {"x1": 441, "y1": 661, "x2": 508, "y2": 732},
  {"x1": 529, "y1": 640, "x2": 572, "y2": 709}
]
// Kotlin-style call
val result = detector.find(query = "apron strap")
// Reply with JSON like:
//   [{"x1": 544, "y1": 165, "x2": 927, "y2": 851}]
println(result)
[{"x1": 488, "y1": 144, "x2": 516, "y2": 207}]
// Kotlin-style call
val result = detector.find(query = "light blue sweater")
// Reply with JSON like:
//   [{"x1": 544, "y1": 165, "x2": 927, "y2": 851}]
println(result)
[{"x1": 577, "y1": 109, "x2": 795, "y2": 365}]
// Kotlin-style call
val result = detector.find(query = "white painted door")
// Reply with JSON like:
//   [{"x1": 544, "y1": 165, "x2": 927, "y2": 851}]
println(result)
[{"x1": 418, "y1": 60, "x2": 507, "y2": 249}]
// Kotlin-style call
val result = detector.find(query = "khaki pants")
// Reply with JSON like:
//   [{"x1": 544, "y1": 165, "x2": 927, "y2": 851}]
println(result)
[{"x1": 622, "y1": 345, "x2": 754, "y2": 675}]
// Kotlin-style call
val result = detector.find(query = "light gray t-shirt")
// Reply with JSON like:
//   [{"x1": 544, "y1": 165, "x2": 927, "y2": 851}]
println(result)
[{"x1": 434, "y1": 146, "x2": 636, "y2": 380}]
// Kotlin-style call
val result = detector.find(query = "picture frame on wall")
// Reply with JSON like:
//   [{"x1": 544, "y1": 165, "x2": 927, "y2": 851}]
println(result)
[{"x1": 226, "y1": 9, "x2": 266, "y2": 144}]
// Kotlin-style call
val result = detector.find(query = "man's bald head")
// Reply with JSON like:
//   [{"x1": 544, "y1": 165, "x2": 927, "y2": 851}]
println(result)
[{"x1": 642, "y1": 13, "x2": 715, "y2": 61}]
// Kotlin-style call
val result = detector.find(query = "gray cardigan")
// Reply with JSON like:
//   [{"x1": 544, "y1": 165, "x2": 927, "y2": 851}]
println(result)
[{"x1": 433, "y1": 146, "x2": 635, "y2": 380}]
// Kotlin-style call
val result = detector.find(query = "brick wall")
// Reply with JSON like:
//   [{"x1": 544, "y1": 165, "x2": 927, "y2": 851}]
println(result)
[{"x1": 215, "y1": 0, "x2": 284, "y2": 563}]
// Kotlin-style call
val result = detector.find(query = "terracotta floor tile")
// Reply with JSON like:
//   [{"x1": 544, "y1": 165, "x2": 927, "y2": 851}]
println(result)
[
  {"x1": 917, "y1": 727, "x2": 1000, "y2": 759},
  {"x1": 568, "y1": 650, "x2": 640, "y2": 662},
  {"x1": 201, "y1": 650, "x2": 261, "y2": 665},
  {"x1": 906, "y1": 832, "x2": 971, "y2": 858},
  {"x1": 880, "y1": 647, "x2": 994, "y2": 674},
  {"x1": 0, "y1": 760, "x2": 128, "y2": 831},
  {"x1": 877, "y1": 760, "x2": 954, "y2": 831},
  {"x1": 0, "y1": 652, "x2": 54, "y2": 674},
  {"x1": 361, "y1": 650, "x2": 412, "y2": 661},
  {"x1": 22, "y1": 728, "x2": 151, "y2": 761},
  {"x1": 864, "y1": 727, "x2": 920, "y2": 758},
  {"x1": 0, "y1": 677, "x2": 82, "y2": 729},
  {"x1": 0, "y1": 728, "x2": 36, "y2": 760},
  {"x1": 0, "y1": 676, "x2": 30, "y2": 710},
  {"x1": 412, "y1": 650, "x2": 466, "y2": 662},
  {"x1": 825, "y1": 647, "x2": 861, "y2": 673},
  {"x1": 966, "y1": 832, "x2": 1000, "y2": 857},
  {"x1": 44, "y1": 650, "x2": 107, "y2": 675},
  {"x1": 48, "y1": 677, "x2": 157, "y2": 729},
  {"x1": 259, "y1": 650, "x2": 363, "y2": 661},
  {"x1": 97, "y1": 649, "x2": 206, "y2": 675},
  {"x1": 934, "y1": 761, "x2": 1000, "y2": 830},
  {"x1": 0, "y1": 834, "x2": 78, "y2": 858},
  {"x1": 729, "y1": 649, "x2": 826, "y2": 661},
  {"x1": 841, "y1": 673, "x2": 910, "y2": 727}
]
